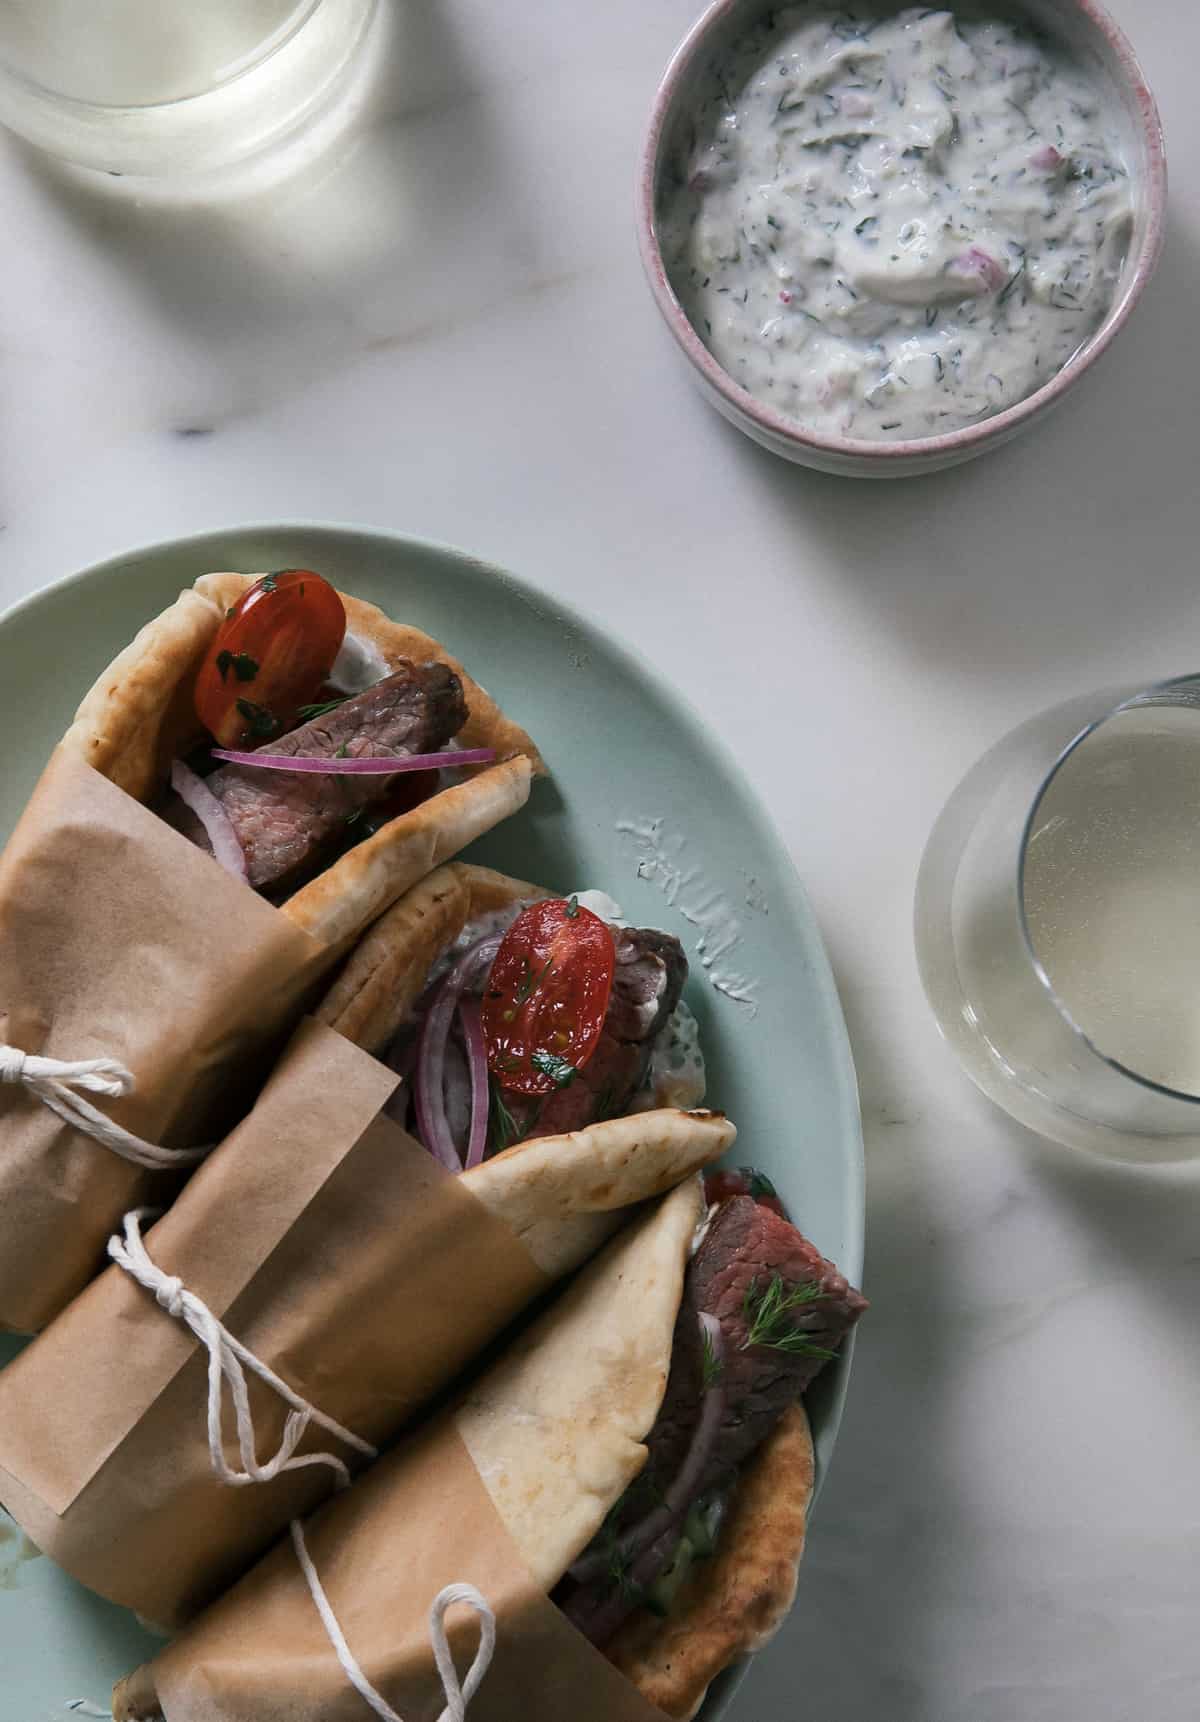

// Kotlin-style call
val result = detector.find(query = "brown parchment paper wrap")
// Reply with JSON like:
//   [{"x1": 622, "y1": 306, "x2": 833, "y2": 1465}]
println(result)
[
  {"x1": 0, "y1": 1018, "x2": 549, "y2": 1625},
  {"x1": 0, "y1": 751, "x2": 337, "y2": 1333},
  {"x1": 0, "y1": 565, "x2": 541, "y2": 1334},
  {"x1": 130, "y1": 1426, "x2": 670, "y2": 1722},
  {"x1": 0, "y1": 1016, "x2": 731, "y2": 1628},
  {"x1": 114, "y1": 1181, "x2": 708, "y2": 1722}
]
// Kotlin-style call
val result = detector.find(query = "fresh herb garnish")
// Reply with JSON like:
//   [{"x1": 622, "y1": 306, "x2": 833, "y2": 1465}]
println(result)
[
  {"x1": 297, "y1": 696, "x2": 348, "y2": 722},
  {"x1": 217, "y1": 650, "x2": 260, "y2": 684},
  {"x1": 515, "y1": 954, "x2": 554, "y2": 1006},
  {"x1": 701, "y1": 1326, "x2": 723, "y2": 1390},
  {"x1": 530, "y1": 1049, "x2": 578, "y2": 1089},
  {"x1": 609, "y1": 1543, "x2": 640, "y2": 1603},
  {"x1": 564, "y1": 894, "x2": 580, "y2": 919},
  {"x1": 741, "y1": 1274, "x2": 834, "y2": 1358},
  {"x1": 235, "y1": 699, "x2": 279, "y2": 739},
  {"x1": 742, "y1": 1167, "x2": 778, "y2": 1201},
  {"x1": 335, "y1": 742, "x2": 350, "y2": 759},
  {"x1": 487, "y1": 1077, "x2": 521, "y2": 1154}
]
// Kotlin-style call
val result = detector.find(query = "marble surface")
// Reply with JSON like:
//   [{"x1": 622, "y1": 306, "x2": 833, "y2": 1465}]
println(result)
[{"x1": 0, "y1": 2, "x2": 1197, "y2": 1718}]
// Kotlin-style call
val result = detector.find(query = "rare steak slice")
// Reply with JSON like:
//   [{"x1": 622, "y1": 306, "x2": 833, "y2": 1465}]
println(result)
[
  {"x1": 647, "y1": 1196, "x2": 868, "y2": 1498},
  {"x1": 190, "y1": 663, "x2": 466, "y2": 890},
  {"x1": 560, "y1": 1194, "x2": 866, "y2": 1646}
]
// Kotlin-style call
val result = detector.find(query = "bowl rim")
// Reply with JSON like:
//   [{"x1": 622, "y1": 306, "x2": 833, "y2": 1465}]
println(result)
[{"x1": 636, "y1": 0, "x2": 1168, "y2": 465}]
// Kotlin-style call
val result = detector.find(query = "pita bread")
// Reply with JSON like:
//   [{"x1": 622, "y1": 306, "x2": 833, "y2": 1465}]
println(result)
[
  {"x1": 606, "y1": 1404, "x2": 815, "y2": 1718},
  {"x1": 455, "y1": 1175, "x2": 706, "y2": 1590},
  {"x1": 58, "y1": 573, "x2": 543, "y2": 950},
  {"x1": 470, "y1": 1107, "x2": 733, "y2": 1281}
]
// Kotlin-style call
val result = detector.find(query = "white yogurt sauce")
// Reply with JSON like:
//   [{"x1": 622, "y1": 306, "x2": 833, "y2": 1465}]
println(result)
[
  {"x1": 329, "y1": 631, "x2": 389, "y2": 695},
  {"x1": 643, "y1": 1000, "x2": 707, "y2": 1110},
  {"x1": 661, "y1": 5, "x2": 1133, "y2": 440}
]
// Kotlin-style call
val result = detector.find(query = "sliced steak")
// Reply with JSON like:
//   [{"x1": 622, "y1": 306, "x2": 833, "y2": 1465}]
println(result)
[
  {"x1": 646, "y1": 1196, "x2": 867, "y2": 1499},
  {"x1": 560, "y1": 1194, "x2": 866, "y2": 1645},
  {"x1": 505, "y1": 925, "x2": 688, "y2": 1138},
  {"x1": 200, "y1": 663, "x2": 465, "y2": 890},
  {"x1": 606, "y1": 928, "x2": 689, "y2": 1043}
]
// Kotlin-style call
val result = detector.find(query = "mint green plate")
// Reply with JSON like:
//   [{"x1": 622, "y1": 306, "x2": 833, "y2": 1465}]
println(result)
[{"x1": 0, "y1": 524, "x2": 863, "y2": 1721}]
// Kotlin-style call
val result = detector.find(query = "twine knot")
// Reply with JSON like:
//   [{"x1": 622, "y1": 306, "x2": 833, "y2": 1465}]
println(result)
[
  {"x1": 152, "y1": 1273, "x2": 187, "y2": 1320},
  {"x1": 0, "y1": 1041, "x2": 206, "y2": 1170},
  {"x1": 109, "y1": 1209, "x2": 376, "y2": 1489},
  {"x1": 0, "y1": 1045, "x2": 28, "y2": 1084}
]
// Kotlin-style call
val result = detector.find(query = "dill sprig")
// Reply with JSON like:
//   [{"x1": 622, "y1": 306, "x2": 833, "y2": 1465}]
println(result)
[
  {"x1": 296, "y1": 695, "x2": 349, "y2": 722},
  {"x1": 530, "y1": 1049, "x2": 577, "y2": 1088},
  {"x1": 701, "y1": 1326, "x2": 724, "y2": 1390},
  {"x1": 741, "y1": 1274, "x2": 835, "y2": 1359},
  {"x1": 487, "y1": 1078, "x2": 520, "y2": 1154},
  {"x1": 514, "y1": 954, "x2": 554, "y2": 1005}
]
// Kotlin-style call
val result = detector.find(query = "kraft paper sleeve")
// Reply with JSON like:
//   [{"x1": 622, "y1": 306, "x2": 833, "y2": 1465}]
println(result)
[
  {"x1": 0, "y1": 1019, "x2": 550, "y2": 1627},
  {"x1": 134, "y1": 1422, "x2": 670, "y2": 1722},
  {"x1": 0, "y1": 751, "x2": 336, "y2": 1332}
]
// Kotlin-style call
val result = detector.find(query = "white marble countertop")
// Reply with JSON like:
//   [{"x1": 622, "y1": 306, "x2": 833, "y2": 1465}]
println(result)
[{"x1": 1, "y1": 2, "x2": 1198, "y2": 1717}]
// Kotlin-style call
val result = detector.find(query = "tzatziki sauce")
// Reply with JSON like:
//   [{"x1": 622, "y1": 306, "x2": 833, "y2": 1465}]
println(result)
[{"x1": 660, "y1": 5, "x2": 1133, "y2": 441}]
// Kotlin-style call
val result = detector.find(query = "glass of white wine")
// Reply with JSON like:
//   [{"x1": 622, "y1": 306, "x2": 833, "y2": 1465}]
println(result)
[
  {"x1": 916, "y1": 675, "x2": 1200, "y2": 1162},
  {"x1": 0, "y1": 0, "x2": 376, "y2": 179}
]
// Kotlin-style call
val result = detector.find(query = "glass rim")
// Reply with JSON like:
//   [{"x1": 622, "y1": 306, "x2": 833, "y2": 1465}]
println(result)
[
  {"x1": 0, "y1": 0, "x2": 324, "y2": 116},
  {"x1": 1017, "y1": 670, "x2": 1200, "y2": 1108}
]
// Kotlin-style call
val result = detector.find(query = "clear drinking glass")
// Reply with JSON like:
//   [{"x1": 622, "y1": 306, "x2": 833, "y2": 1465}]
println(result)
[
  {"x1": 915, "y1": 676, "x2": 1200, "y2": 1163},
  {"x1": 0, "y1": 0, "x2": 376, "y2": 178}
]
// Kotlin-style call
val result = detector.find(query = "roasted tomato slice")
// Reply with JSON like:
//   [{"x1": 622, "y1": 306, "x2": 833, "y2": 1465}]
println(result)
[
  {"x1": 194, "y1": 570, "x2": 347, "y2": 748},
  {"x1": 481, "y1": 898, "x2": 616, "y2": 1096},
  {"x1": 703, "y1": 1169, "x2": 750, "y2": 1208},
  {"x1": 703, "y1": 1167, "x2": 789, "y2": 1219}
]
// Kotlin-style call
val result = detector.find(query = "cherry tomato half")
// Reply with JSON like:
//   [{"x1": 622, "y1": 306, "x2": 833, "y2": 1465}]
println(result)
[
  {"x1": 194, "y1": 570, "x2": 347, "y2": 748},
  {"x1": 703, "y1": 1167, "x2": 789, "y2": 1220},
  {"x1": 481, "y1": 899, "x2": 616, "y2": 1096},
  {"x1": 703, "y1": 1169, "x2": 749, "y2": 1207}
]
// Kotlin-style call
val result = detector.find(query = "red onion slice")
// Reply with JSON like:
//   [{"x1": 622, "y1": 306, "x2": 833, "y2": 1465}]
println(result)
[
  {"x1": 170, "y1": 760, "x2": 248, "y2": 881},
  {"x1": 209, "y1": 747, "x2": 495, "y2": 775},
  {"x1": 413, "y1": 935, "x2": 503, "y2": 1173},
  {"x1": 458, "y1": 997, "x2": 489, "y2": 1170},
  {"x1": 568, "y1": 1312, "x2": 726, "y2": 1586}
]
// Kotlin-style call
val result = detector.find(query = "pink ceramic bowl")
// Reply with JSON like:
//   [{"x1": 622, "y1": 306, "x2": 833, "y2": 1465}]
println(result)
[{"x1": 637, "y1": 0, "x2": 1167, "y2": 479}]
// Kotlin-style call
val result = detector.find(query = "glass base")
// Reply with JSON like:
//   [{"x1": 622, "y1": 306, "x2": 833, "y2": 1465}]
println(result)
[{"x1": 0, "y1": 0, "x2": 377, "y2": 180}]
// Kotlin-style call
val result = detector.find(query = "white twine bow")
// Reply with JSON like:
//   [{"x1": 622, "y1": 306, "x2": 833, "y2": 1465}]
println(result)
[
  {"x1": 0, "y1": 1042, "x2": 209, "y2": 1171},
  {"x1": 291, "y1": 1520, "x2": 496, "y2": 1722},
  {"x1": 108, "y1": 1209, "x2": 377, "y2": 1489}
]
